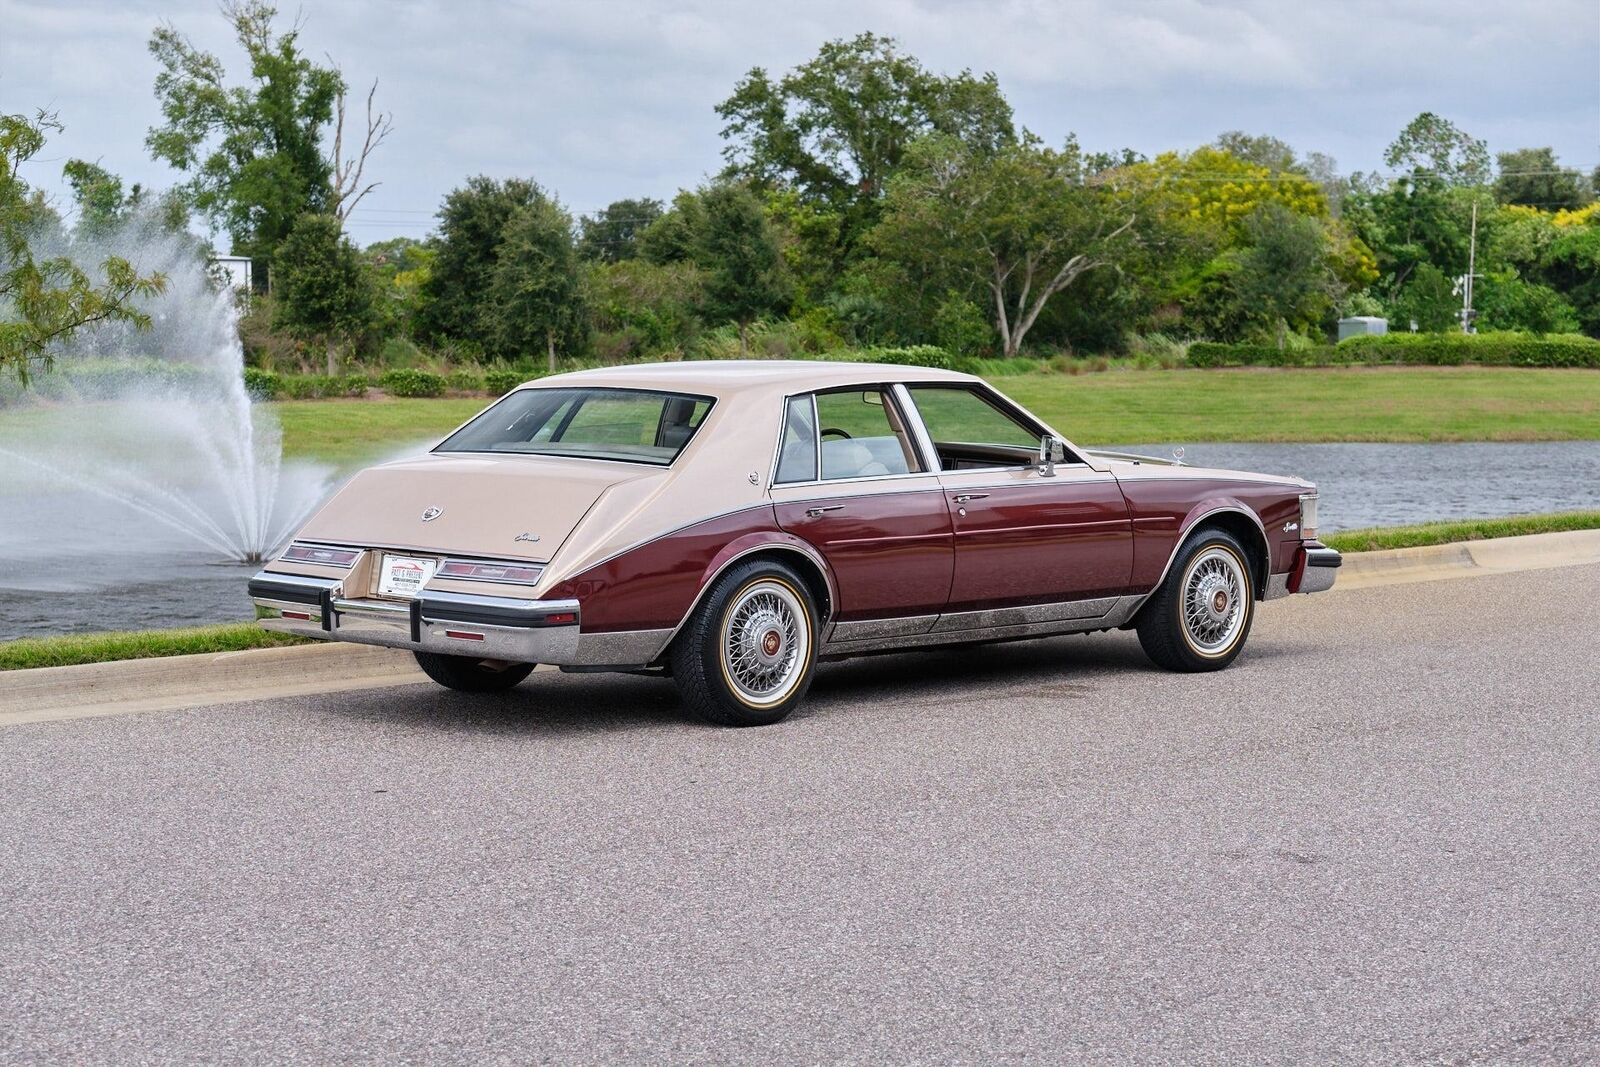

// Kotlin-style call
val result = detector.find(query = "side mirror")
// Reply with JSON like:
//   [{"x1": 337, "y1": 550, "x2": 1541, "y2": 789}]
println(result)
[{"x1": 1037, "y1": 434, "x2": 1061, "y2": 477}]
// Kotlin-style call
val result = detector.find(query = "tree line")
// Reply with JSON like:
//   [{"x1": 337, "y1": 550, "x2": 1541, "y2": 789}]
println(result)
[{"x1": 4, "y1": 3, "x2": 1598, "y2": 381}]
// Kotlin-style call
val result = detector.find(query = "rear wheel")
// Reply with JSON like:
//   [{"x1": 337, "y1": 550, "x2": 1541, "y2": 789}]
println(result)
[
  {"x1": 671, "y1": 559, "x2": 818, "y2": 727},
  {"x1": 1135, "y1": 528, "x2": 1256, "y2": 672},
  {"x1": 413, "y1": 651, "x2": 535, "y2": 693}
]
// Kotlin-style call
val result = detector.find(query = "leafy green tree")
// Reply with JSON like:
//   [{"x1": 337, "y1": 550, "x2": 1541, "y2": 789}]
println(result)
[
  {"x1": 146, "y1": 1, "x2": 340, "y2": 268},
  {"x1": 272, "y1": 213, "x2": 374, "y2": 372},
  {"x1": 362, "y1": 236, "x2": 433, "y2": 338},
  {"x1": 419, "y1": 176, "x2": 545, "y2": 345},
  {"x1": 716, "y1": 33, "x2": 1014, "y2": 251},
  {"x1": 486, "y1": 198, "x2": 584, "y2": 369},
  {"x1": 578, "y1": 198, "x2": 663, "y2": 262},
  {"x1": 1475, "y1": 272, "x2": 1579, "y2": 334},
  {"x1": 1389, "y1": 263, "x2": 1459, "y2": 332},
  {"x1": 1493, "y1": 148, "x2": 1591, "y2": 211},
  {"x1": 586, "y1": 258, "x2": 705, "y2": 356},
  {"x1": 1345, "y1": 174, "x2": 1474, "y2": 289},
  {"x1": 693, "y1": 183, "x2": 789, "y2": 355},
  {"x1": 638, "y1": 190, "x2": 708, "y2": 266},
  {"x1": 1, "y1": 112, "x2": 165, "y2": 382},
  {"x1": 1383, "y1": 112, "x2": 1491, "y2": 185},
  {"x1": 62, "y1": 160, "x2": 191, "y2": 238},
  {"x1": 873, "y1": 136, "x2": 1135, "y2": 357},
  {"x1": 1211, "y1": 131, "x2": 1299, "y2": 173},
  {"x1": 1233, "y1": 204, "x2": 1341, "y2": 347},
  {"x1": 1541, "y1": 226, "x2": 1600, "y2": 336}
]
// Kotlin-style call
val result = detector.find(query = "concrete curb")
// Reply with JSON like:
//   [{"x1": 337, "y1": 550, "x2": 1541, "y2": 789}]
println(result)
[
  {"x1": 0, "y1": 643, "x2": 426, "y2": 725},
  {"x1": 3, "y1": 527, "x2": 1597, "y2": 724},
  {"x1": 1335, "y1": 528, "x2": 1600, "y2": 589}
]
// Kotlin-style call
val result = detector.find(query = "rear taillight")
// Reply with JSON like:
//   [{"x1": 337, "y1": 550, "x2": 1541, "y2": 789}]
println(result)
[
  {"x1": 436, "y1": 559, "x2": 545, "y2": 585},
  {"x1": 1298, "y1": 492, "x2": 1319, "y2": 541},
  {"x1": 281, "y1": 543, "x2": 360, "y2": 568}
]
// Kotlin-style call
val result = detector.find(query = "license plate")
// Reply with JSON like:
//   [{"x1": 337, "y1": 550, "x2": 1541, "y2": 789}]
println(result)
[{"x1": 378, "y1": 554, "x2": 437, "y2": 598}]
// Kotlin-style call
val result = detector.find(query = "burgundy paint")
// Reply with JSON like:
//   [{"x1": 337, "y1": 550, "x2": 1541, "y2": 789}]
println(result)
[
  {"x1": 943, "y1": 481, "x2": 1134, "y2": 611},
  {"x1": 775, "y1": 488, "x2": 954, "y2": 620},
  {"x1": 1115, "y1": 477, "x2": 1303, "y2": 590},
  {"x1": 545, "y1": 507, "x2": 788, "y2": 632}
]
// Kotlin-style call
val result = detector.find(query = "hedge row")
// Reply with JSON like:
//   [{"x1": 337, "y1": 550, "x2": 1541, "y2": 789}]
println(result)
[{"x1": 1188, "y1": 332, "x2": 1600, "y2": 368}]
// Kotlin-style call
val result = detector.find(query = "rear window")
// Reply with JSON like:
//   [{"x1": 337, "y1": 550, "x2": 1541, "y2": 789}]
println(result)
[{"x1": 434, "y1": 387, "x2": 713, "y2": 466}]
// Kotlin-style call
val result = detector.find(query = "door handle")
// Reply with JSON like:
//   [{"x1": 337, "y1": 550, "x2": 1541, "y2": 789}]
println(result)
[
  {"x1": 951, "y1": 493, "x2": 989, "y2": 504},
  {"x1": 805, "y1": 505, "x2": 844, "y2": 517}
]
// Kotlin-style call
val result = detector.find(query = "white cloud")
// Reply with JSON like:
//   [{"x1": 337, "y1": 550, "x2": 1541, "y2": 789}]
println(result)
[{"x1": 4, "y1": 0, "x2": 1595, "y2": 244}]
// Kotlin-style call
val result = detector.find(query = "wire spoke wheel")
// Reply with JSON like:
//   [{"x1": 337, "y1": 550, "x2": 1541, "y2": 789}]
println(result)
[
  {"x1": 719, "y1": 579, "x2": 810, "y2": 708},
  {"x1": 1179, "y1": 546, "x2": 1248, "y2": 656}
]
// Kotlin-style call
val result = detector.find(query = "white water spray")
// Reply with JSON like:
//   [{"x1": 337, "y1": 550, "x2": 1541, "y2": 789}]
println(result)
[{"x1": 0, "y1": 216, "x2": 332, "y2": 564}]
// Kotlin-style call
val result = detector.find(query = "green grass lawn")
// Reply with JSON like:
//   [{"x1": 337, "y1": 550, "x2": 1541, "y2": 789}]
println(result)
[
  {"x1": 996, "y1": 365, "x2": 1600, "y2": 444},
  {"x1": 1323, "y1": 510, "x2": 1600, "y2": 553},
  {"x1": 275, "y1": 397, "x2": 490, "y2": 466},
  {"x1": 266, "y1": 366, "x2": 1600, "y2": 467},
  {"x1": 0, "y1": 624, "x2": 306, "y2": 671}
]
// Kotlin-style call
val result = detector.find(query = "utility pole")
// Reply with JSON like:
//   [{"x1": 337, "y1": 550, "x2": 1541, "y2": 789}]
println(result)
[{"x1": 1459, "y1": 199, "x2": 1479, "y2": 334}]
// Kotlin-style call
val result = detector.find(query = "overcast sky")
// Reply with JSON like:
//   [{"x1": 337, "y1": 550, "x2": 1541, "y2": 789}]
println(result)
[{"x1": 5, "y1": 0, "x2": 1597, "y2": 247}]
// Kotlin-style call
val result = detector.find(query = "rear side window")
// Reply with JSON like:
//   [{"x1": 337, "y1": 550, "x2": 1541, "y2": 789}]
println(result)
[{"x1": 775, "y1": 395, "x2": 817, "y2": 483}]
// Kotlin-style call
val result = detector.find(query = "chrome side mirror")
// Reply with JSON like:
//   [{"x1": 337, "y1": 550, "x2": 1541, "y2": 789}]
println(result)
[{"x1": 1037, "y1": 434, "x2": 1059, "y2": 477}]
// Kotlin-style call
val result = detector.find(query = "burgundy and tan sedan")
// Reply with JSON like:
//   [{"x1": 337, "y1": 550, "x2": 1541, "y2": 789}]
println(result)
[{"x1": 250, "y1": 361, "x2": 1340, "y2": 725}]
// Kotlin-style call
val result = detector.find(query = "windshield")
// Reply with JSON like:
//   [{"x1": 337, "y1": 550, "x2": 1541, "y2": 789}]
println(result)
[{"x1": 434, "y1": 387, "x2": 714, "y2": 465}]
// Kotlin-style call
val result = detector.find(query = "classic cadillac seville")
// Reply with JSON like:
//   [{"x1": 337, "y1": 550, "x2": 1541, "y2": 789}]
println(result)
[{"x1": 250, "y1": 361, "x2": 1340, "y2": 725}]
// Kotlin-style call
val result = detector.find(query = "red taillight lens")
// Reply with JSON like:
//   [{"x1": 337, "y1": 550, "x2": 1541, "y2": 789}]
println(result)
[
  {"x1": 436, "y1": 560, "x2": 545, "y2": 584},
  {"x1": 281, "y1": 543, "x2": 360, "y2": 568},
  {"x1": 543, "y1": 611, "x2": 577, "y2": 625}
]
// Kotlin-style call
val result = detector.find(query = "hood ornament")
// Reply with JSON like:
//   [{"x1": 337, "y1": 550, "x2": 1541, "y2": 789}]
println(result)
[
  {"x1": 420, "y1": 506, "x2": 443, "y2": 522},
  {"x1": 514, "y1": 532, "x2": 540, "y2": 543}
]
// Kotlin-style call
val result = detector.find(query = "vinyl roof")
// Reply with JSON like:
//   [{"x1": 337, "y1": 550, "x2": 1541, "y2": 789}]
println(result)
[{"x1": 517, "y1": 360, "x2": 978, "y2": 396}]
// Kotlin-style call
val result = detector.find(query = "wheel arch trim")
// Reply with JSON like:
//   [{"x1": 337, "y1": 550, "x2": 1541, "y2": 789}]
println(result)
[
  {"x1": 649, "y1": 535, "x2": 839, "y2": 662},
  {"x1": 1139, "y1": 502, "x2": 1272, "y2": 609}
]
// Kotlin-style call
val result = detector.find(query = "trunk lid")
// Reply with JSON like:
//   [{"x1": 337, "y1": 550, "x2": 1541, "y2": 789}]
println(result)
[{"x1": 294, "y1": 453, "x2": 663, "y2": 562}]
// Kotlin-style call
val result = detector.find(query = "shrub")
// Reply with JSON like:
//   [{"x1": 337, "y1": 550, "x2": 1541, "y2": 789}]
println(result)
[
  {"x1": 854, "y1": 345, "x2": 958, "y2": 370},
  {"x1": 379, "y1": 368, "x2": 447, "y2": 397},
  {"x1": 243, "y1": 367, "x2": 284, "y2": 399},
  {"x1": 483, "y1": 369, "x2": 526, "y2": 396},
  {"x1": 1186, "y1": 333, "x2": 1600, "y2": 368}
]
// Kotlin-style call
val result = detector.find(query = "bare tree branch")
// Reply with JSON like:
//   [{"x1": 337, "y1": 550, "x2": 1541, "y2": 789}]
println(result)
[{"x1": 327, "y1": 72, "x2": 393, "y2": 223}]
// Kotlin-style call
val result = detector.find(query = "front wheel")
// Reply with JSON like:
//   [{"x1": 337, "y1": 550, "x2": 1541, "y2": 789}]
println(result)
[
  {"x1": 413, "y1": 651, "x2": 535, "y2": 693},
  {"x1": 1135, "y1": 528, "x2": 1256, "y2": 672},
  {"x1": 670, "y1": 559, "x2": 819, "y2": 726}
]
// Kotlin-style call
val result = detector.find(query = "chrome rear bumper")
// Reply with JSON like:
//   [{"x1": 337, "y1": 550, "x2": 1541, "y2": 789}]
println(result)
[{"x1": 249, "y1": 571, "x2": 580, "y2": 664}]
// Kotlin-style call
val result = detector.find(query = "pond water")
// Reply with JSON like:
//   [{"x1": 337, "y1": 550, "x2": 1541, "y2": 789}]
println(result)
[{"x1": 2, "y1": 440, "x2": 1597, "y2": 640}]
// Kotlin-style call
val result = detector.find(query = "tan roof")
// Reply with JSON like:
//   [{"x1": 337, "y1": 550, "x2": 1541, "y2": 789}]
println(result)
[{"x1": 520, "y1": 359, "x2": 977, "y2": 397}]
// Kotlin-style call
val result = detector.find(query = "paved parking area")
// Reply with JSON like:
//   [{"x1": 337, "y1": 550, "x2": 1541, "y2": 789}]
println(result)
[{"x1": 2, "y1": 565, "x2": 1598, "y2": 1063}]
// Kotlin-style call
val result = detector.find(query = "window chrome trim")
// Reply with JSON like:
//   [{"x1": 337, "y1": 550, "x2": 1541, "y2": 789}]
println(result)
[
  {"x1": 770, "y1": 384, "x2": 930, "y2": 488},
  {"x1": 891, "y1": 382, "x2": 941, "y2": 474}
]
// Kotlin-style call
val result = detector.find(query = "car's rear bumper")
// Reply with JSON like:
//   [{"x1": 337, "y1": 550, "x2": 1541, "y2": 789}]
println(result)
[
  {"x1": 1266, "y1": 542, "x2": 1342, "y2": 598},
  {"x1": 249, "y1": 571, "x2": 581, "y2": 664}
]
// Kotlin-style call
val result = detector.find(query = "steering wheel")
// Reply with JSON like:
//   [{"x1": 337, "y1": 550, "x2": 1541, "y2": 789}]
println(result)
[{"x1": 820, "y1": 427, "x2": 853, "y2": 440}]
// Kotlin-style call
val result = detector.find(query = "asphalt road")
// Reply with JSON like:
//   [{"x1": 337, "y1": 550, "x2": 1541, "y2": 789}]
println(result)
[{"x1": 3, "y1": 565, "x2": 1598, "y2": 1065}]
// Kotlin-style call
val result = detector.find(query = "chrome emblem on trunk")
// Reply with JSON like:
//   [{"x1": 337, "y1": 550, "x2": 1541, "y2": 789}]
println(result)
[
  {"x1": 514, "y1": 532, "x2": 540, "y2": 543},
  {"x1": 421, "y1": 506, "x2": 443, "y2": 522}
]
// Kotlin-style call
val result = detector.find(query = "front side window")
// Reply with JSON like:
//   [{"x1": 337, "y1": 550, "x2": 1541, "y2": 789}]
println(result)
[
  {"x1": 905, "y1": 385, "x2": 1058, "y2": 470},
  {"x1": 435, "y1": 388, "x2": 712, "y2": 465}
]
